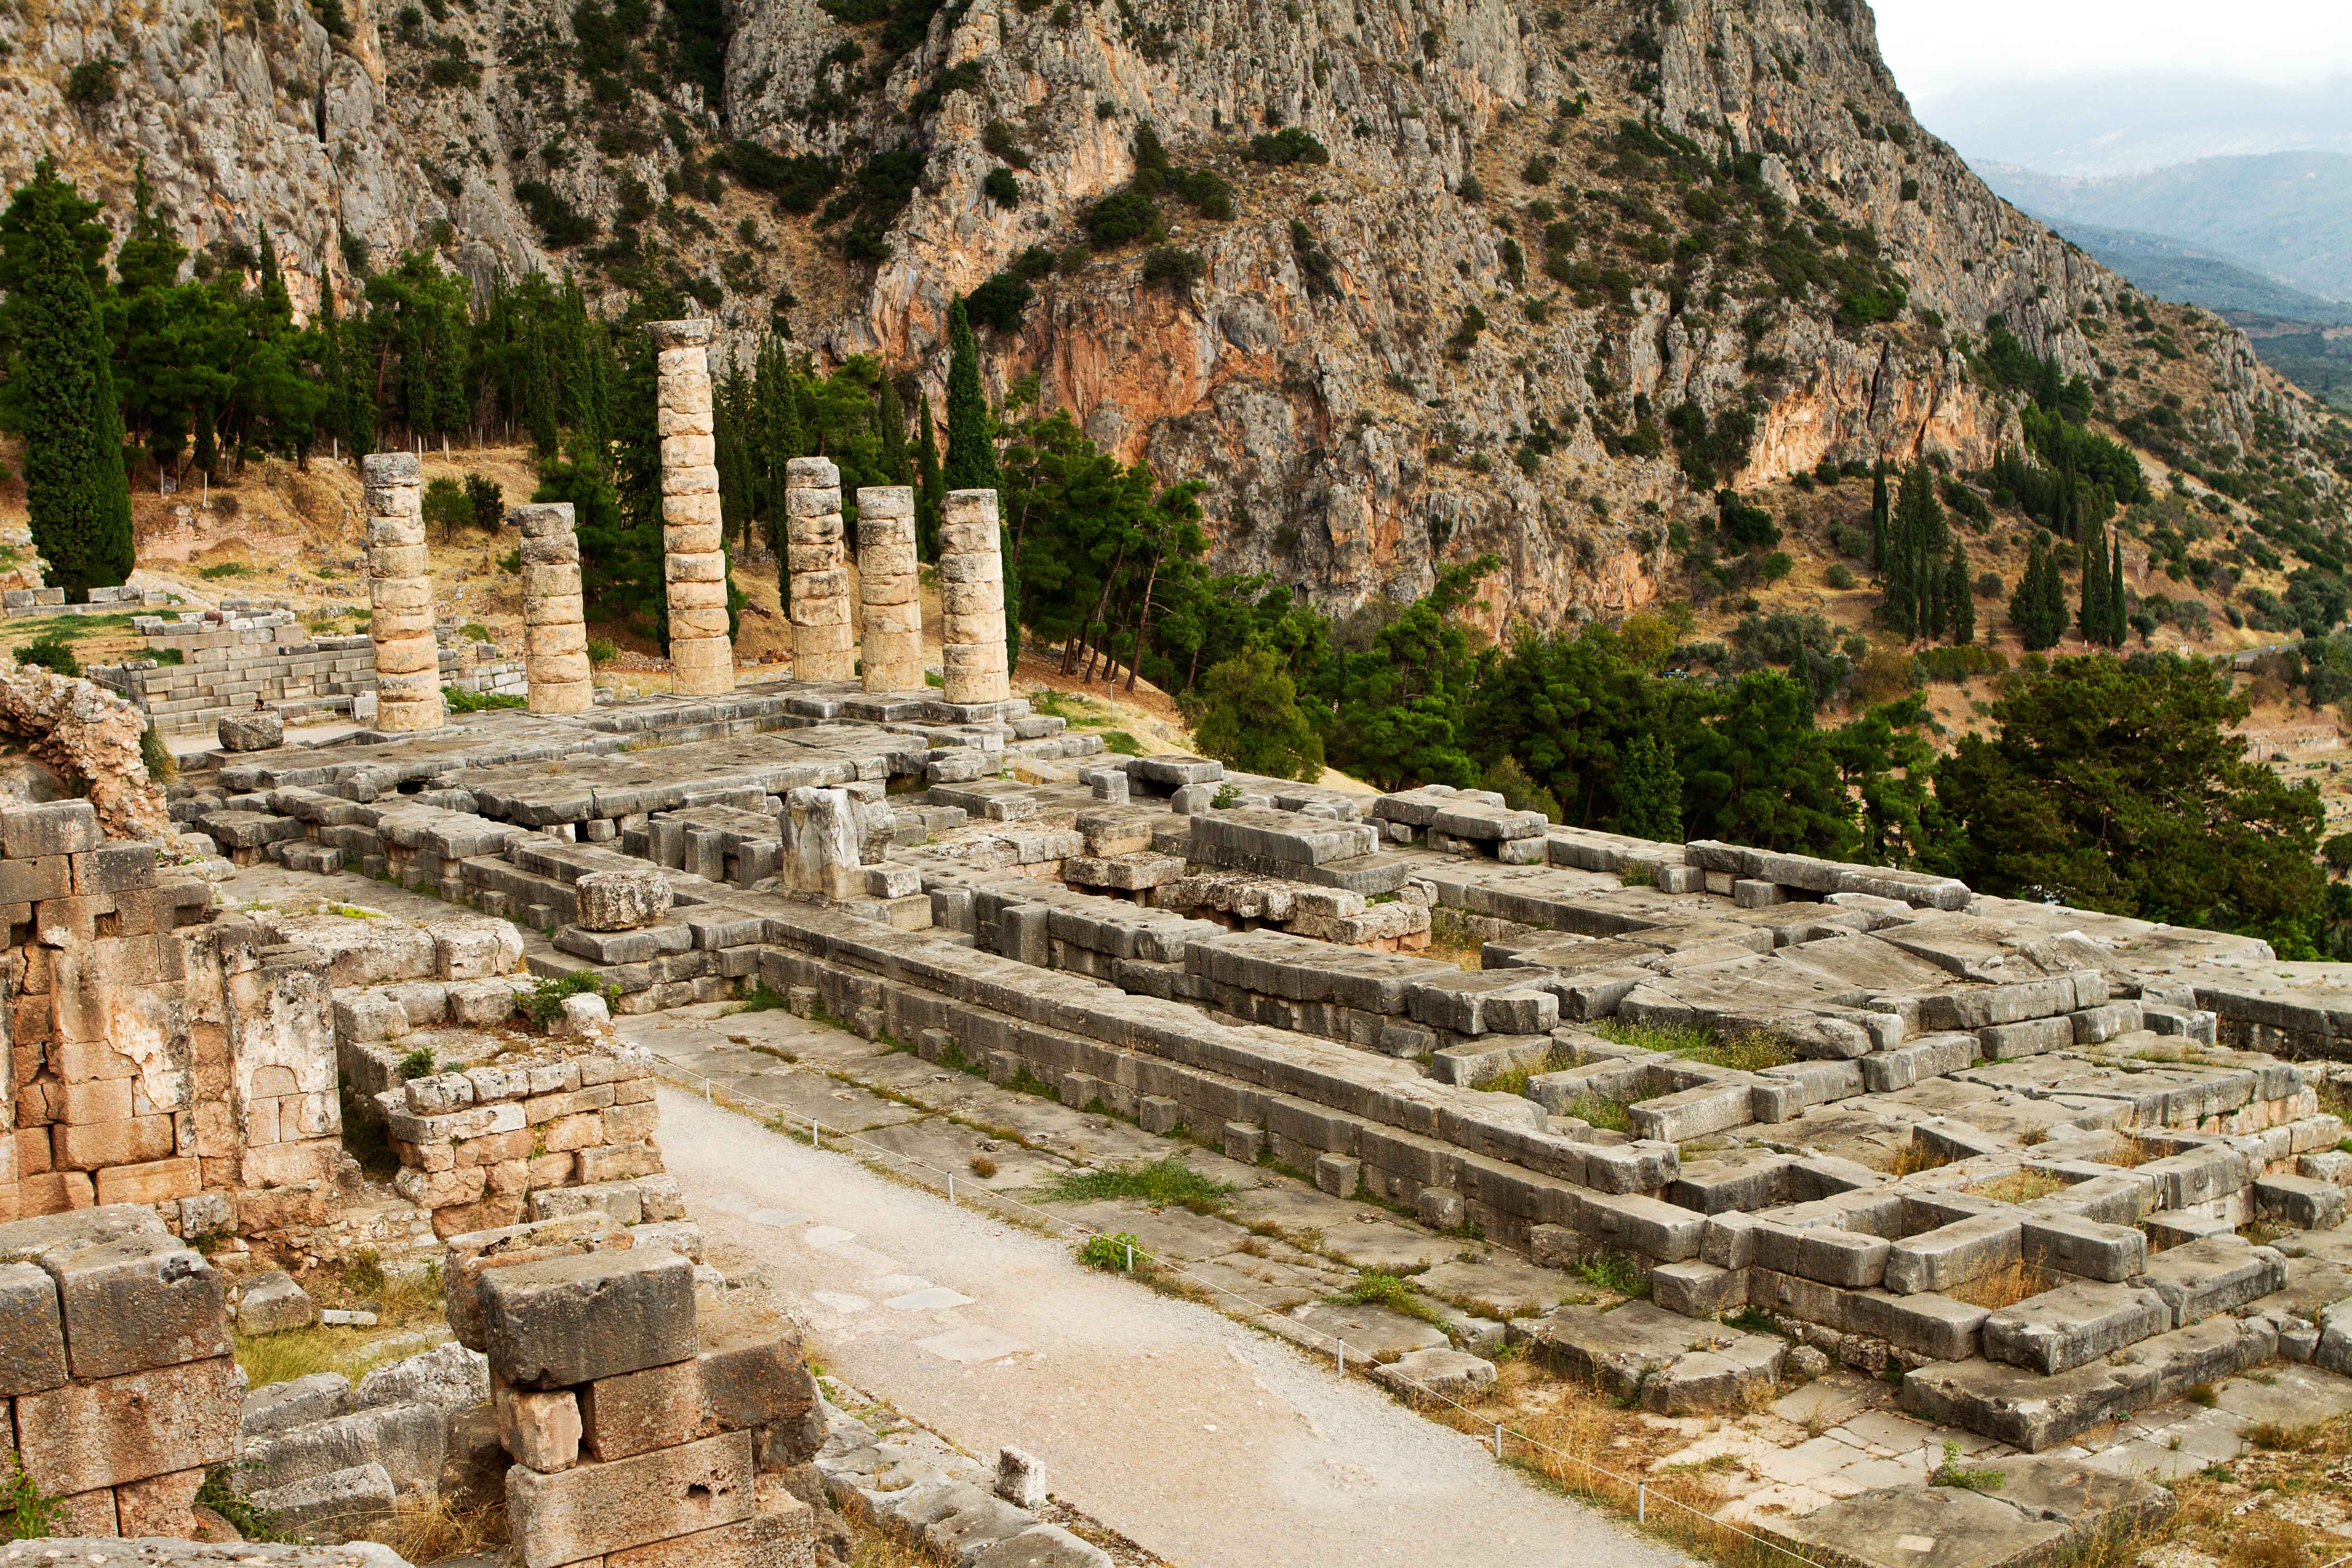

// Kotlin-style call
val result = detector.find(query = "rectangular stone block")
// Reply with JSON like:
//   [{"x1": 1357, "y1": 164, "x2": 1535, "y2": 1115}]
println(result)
[
  {"x1": 1981, "y1": 1280, "x2": 2169, "y2": 1374},
  {"x1": 0, "y1": 1259, "x2": 67, "y2": 1396},
  {"x1": 44, "y1": 1230, "x2": 230, "y2": 1378},
  {"x1": 581, "y1": 1357, "x2": 705, "y2": 1461},
  {"x1": 14, "y1": 1353, "x2": 241, "y2": 1493},
  {"x1": 2136, "y1": 1235, "x2": 2286, "y2": 1328},
  {"x1": 1749, "y1": 1223, "x2": 1889, "y2": 1288},
  {"x1": 506, "y1": 1429, "x2": 755, "y2": 1568},
  {"x1": 478, "y1": 1245, "x2": 698, "y2": 1389},
  {"x1": 2018, "y1": 1210, "x2": 2146, "y2": 1283},
  {"x1": 1882, "y1": 1213, "x2": 2021, "y2": 1296}
]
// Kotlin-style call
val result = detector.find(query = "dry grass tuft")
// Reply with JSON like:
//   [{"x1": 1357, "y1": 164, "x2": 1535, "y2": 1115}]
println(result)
[
  {"x1": 2104, "y1": 1135, "x2": 2166, "y2": 1168},
  {"x1": 1888, "y1": 1138, "x2": 1954, "y2": 1177},
  {"x1": 359, "y1": 1495, "x2": 509, "y2": 1564},
  {"x1": 1966, "y1": 1170, "x2": 2070, "y2": 1204},
  {"x1": 1945, "y1": 1259, "x2": 2056, "y2": 1311}
]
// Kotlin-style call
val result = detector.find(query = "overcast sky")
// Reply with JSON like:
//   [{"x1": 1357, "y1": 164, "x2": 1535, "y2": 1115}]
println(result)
[{"x1": 1873, "y1": 0, "x2": 2352, "y2": 103}]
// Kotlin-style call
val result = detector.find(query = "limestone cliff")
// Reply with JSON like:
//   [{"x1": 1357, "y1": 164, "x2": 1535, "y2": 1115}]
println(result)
[{"x1": 15, "y1": 0, "x2": 2347, "y2": 632}]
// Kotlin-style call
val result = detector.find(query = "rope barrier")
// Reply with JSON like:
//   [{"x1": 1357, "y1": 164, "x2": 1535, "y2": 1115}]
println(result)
[{"x1": 655, "y1": 1058, "x2": 1842, "y2": 1568}]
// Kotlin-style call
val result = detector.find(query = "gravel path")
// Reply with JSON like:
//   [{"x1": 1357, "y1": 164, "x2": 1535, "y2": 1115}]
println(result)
[{"x1": 659, "y1": 1088, "x2": 1678, "y2": 1568}]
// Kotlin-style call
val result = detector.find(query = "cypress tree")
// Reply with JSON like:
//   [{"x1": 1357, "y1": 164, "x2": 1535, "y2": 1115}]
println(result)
[
  {"x1": 1611, "y1": 731, "x2": 1683, "y2": 843},
  {"x1": 1945, "y1": 539, "x2": 1974, "y2": 645},
  {"x1": 1869, "y1": 459, "x2": 1889, "y2": 577},
  {"x1": 941, "y1": 299, "x2": 1016, "y2": 665},
  {"x1": 0, "y1": 162, "x2": 133, "y2": 597},
  {"x1": 756, "y1": 339, "x2": 806, "y2": 601},
  {"x1": 877, "y1": 374, "x2": 911, "y2": 488},
  {"x1": 2079, "y1": 519, "x2": 2112, "y2": 646},
  {"x1": 942, "y1": 299, "x2": 997, "y2": 490},
  {"x1": 914, "y1": 401, "x2": 943, "y2": 560},
  {"x1": 2110, "y1": 540, "x2": 2127, "y2": 647},
  {"x1": 2038, "y1": 534, "x2": 2067, "y2": 644}
]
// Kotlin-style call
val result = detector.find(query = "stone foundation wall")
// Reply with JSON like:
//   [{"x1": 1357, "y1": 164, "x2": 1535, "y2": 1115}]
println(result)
[
  {"x1": 0, "y1": 1204, "x2": 244, "y2": 1537},
  {"x1": 370, "y1": 1039, "x2": 667, "y2": 1238},
  {"x1": 449, "y1": 1222, "x2": 818, "y2": 1568}
]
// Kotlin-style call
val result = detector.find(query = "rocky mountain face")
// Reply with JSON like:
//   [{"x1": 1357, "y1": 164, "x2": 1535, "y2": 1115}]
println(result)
[{"x1": 18, "y1": 0, "x2": 2346, "y2": 633}]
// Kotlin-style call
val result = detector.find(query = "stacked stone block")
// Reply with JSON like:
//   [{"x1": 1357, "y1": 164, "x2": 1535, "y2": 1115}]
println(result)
[
  {"x1": 362, "y1": 452, "x2": 444, "y2": 734},
  {"x1": 462, "y1": 1231, "x2": 818, "y2": 1568},
  {"x1": 0, "y1": 1204, "x2": 243, "y2": 1536},
  {"x1": 372, "y1": 1040, "x2": 665, "y2": 1238},
  {"x1": 937, "y1": 489, "x2": 1008, "y2": 706},
  {"x1": 514, "y1": 503, "x2": 593, "y2": 715},
  {"x1": 2, "y1": 800, "x2": 235, "y2": 1225},
  {"x1": 784, "y1": 458, "x2": 853, "y2": 683},
  {"x1": 648, "y1": 321, "x2": 734, "y2": 697},
  {"x1": 855, "y1": 486, "x2": 922, "y2": 693}
]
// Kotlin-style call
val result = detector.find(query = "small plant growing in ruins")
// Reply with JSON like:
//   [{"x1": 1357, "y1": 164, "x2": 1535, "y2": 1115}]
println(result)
[
  {"x1": 522, "y1": 971, "x2": 612, "y2": 1026},
  {"x1": 194, "y1": 1466, "x2": 290, "y2": 1543},
  {"x1": 397, "y1": 1048, "x2": 437, "y2": 1080},
  {"x1": 1210, "y1": 783, "x2": 1241, "y2": 808},
  {"x1": 967, "y1": 1155, "x2": 998, "y2": 1179},
  {"x1": 1930, "y1": 1441, "x2": 2005, "y2": 1492},
  {"x1": 1078, "y1": 1231, "x2": 1145, "y2": 1272},
  {"x1": 1617, "y1": 861, "x2": 1656, "y2": 888},
  {"x1": 3, "y1": 1453, "x2": 64, "y2": 1539},
  {"x1": 1333, "y1": 1269, "x2": 1450, "y2": 1327},
  {"x1": 1571, "y1": 1248, "x2": 1646, "y2": 1297},
  {"x1": 1050, "y1": 1158, "x2": 1234, "y2": 1214},
  {"x1": 1887, "y1": 1137, "x2": 1953, "y2": 1177}
]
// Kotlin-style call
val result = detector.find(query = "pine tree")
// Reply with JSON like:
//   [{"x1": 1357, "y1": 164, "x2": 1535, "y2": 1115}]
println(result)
[
  {"x1": 0, "y1": 162, "x2": 134, "y2": 596},
  {"x1": 914, "y1": 401, "x2": 943, "y2": 560},
  {"x1": 1945, "y1": 539, "x2": 1974, "y2": 645},
  {"x1": 1869, "y1": 459, "x2": 1890, "y2": 578}
]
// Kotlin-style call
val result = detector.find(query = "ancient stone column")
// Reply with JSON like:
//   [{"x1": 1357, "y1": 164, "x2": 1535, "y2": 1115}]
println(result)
[
  {"x1": 856, "y1": 485, "x2": 922, "y2": 693},
  {"x1": 647, "y1": 319, "x2": 733, "y2": 696},
  {"x1": 939, "y1": 488, "x2": 1009, "y2": 706},
  {"x1": 512, "y1": 502, "x2": 591, "y2": 714},
  {"x1": 782, "y1": 785, "x2": 862, "y2": 901},
  {"x1": 785, "y1": 456, "x2": 854, "y2": 683},
  {"x1": 362, "y1": 451, "x2": 444, "y2": 733}
]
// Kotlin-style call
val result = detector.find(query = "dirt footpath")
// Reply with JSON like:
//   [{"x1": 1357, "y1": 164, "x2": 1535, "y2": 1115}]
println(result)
[{"x1": 657, "y1": 1088, "x2": 1678, "y2": 1568}]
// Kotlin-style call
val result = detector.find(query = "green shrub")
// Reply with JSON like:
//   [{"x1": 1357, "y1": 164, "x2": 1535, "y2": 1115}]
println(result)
[
  {"x1": 198, "y1": 561, "x2": 252, "y2": 579},
  {"x1": 15, "y1": 633, "x2": 79, "y2": 676},
  {"x1": 65, "y1": 59, "x2": 119, "y2": 107},
  {"x1": 1825, "y1": 564, "x2": 1855, "y2": 590},
  {"x1": 1249, "y1": 127, "x2": 1328, "y2": 166},
  {"x1": 1078, "y1": 1231, "x2": 1145, "y2": 1271},
  {"x1": 442, "y1": 685, "x2": 527, "y2": 712},
  {"x1": 587, "y1": 638, "x2": 617, "y2": 664},
  {"x1": 1081, "y1": 188, "x2": 1163, "y2": 248},
  {"x1": 963, "y1": 271, "x2": 1033, "y2": 332},
  {"x1": 1140, "y1": 246, "x2": 1205, "y2": 291},
  {"x1": 522, "y1": 972, "x2": 612, "y2": 1025},
  {"x1": 981, "y1": 166, "x2": 1020, "y2": 207},
  {"x1": 397, "y1": 1048, "x2": 437, "y2": 1080},
  {"x1": 460, "y1": 622, "x2": 492, "y2": 643}
]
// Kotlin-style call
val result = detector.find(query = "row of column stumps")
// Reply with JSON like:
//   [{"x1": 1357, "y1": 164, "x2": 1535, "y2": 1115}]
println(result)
[
  {"x1": 857, "y1": 484, "x2": 922, "y2": 692},
  {"x1": 784, "y1": 456, "x2": 854, "y2": 683},
  {"x1": 647, "y1": 319, "x2": 734, "y2": 696},
  {"x1": 361, "y1": 450, "x2": 444, "y2": 732},
  {"x1": 511, "y1": 502, "x2": 591, "y2": 713},
  {"x1": 939, "y1": 487, "x2": 1009, "y2": 705}
]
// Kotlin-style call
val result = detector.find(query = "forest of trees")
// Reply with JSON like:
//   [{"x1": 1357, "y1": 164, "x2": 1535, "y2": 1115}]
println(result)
[{"x1": 0, "y1": 162, "x2": 2343, "y2": 959}]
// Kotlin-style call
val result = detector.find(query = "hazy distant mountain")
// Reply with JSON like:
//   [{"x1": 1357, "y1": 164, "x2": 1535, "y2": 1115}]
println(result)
[
  {"x1": 2045, "y1": 224, "x2": 2352, "y2": 324},
  {"x1": 1978, "y1": 153, "x2": 2352, "y2": 304},
  {"x1": 1915, "y1": 74, "x2": 2352, "y2": 177}
]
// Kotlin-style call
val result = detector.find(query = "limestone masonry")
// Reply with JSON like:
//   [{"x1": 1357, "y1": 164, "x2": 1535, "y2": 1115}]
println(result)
[
  {"x1": 514, "y1": 504, "x2": 593, "y2": 716},
  {"x1": 783, "y1": 458, "x2": 853, "y2": 685},
  {"x1": 361, "y1": 453, "x2": 443, "y2": 735},
  {"x1": 855, "y1": 486, "x2": 922, "y2": 695},
  {"x1": 649, "y1": 320, "x2": 733, "y2": 698}
]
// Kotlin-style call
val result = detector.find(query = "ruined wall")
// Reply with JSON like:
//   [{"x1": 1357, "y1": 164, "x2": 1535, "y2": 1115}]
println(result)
[{"x1": 0, "y1": 1204, "x2": 243, "y2": 1537}]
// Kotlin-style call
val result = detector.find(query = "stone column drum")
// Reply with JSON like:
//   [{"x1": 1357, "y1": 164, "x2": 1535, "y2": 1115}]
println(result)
[
  {"x1": 362, "y1": 450, "x2": 444, "y2": 733},
  {"x1": 938, "y1": 488, "x2": 1009, "y2": 706},
  {"x1": 856, "y1": 485, "x2": 922, "y2": 693},
  {"x1": 512, "y1": 502, "x2": 592, "y2": 714},
  {"x1": 785, "y1": 456, "x2": 854, "y2": 683},
  {"x1": 647, "y1": 319, "x2": 734, "y2": 696}
]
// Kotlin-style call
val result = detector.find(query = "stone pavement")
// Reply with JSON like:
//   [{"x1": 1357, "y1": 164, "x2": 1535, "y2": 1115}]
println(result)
[{"x1": 647, "y1": 1084, "x2": 1680, "y2": 1568}]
